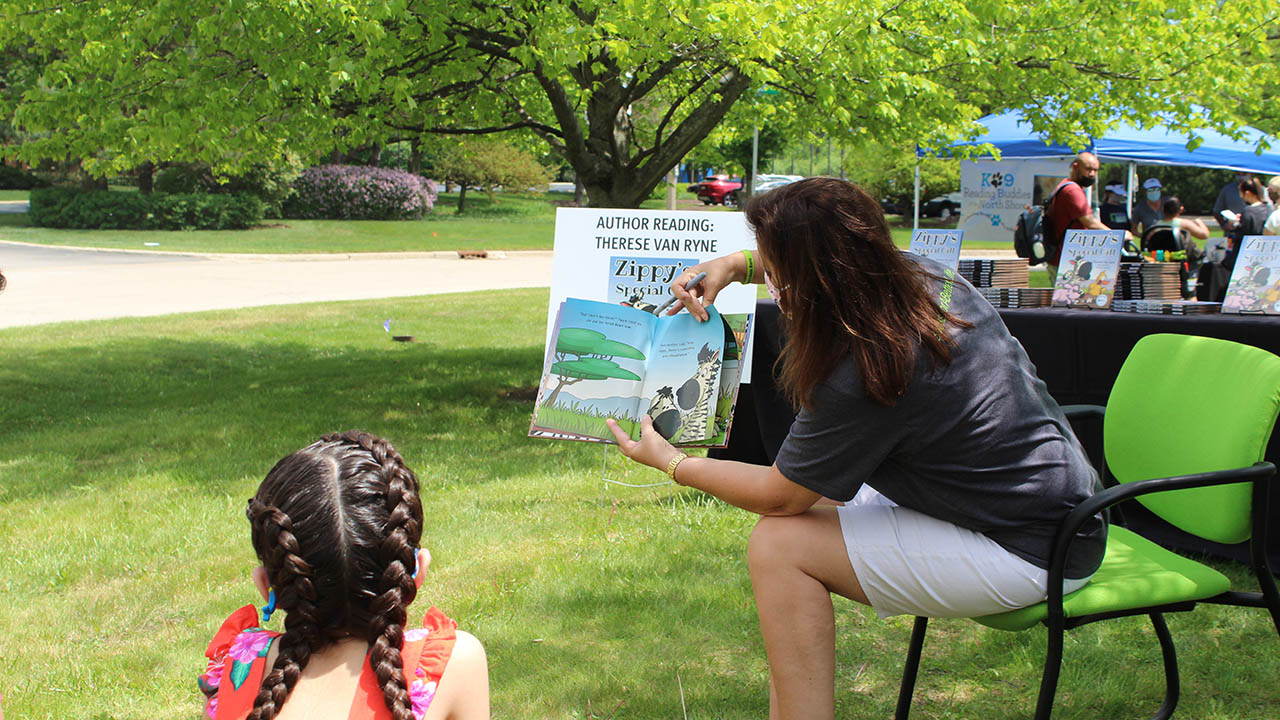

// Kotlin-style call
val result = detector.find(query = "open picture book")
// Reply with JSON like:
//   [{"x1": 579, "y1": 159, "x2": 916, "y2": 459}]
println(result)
[{"x1": 529, "y1": 297, "x2": 753, "y2": 448}]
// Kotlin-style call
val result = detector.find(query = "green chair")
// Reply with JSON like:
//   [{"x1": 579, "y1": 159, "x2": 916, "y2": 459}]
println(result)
[{"x1": 895, "y1": 333, "x2": 1280, "y2": 719}]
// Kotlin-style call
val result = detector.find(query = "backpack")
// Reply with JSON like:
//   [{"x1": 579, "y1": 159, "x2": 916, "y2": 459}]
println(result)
[{"x1": 1013, "y1": 182, "x2": 1071, "y2": 266}]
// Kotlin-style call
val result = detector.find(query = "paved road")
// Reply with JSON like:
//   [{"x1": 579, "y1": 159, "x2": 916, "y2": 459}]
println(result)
[
  {"x1": 0, "y1": 241, "x2": 554, "y2": 329},
  {"x1": 0, "y1": 200, "x2": 29, "y2": 214}
]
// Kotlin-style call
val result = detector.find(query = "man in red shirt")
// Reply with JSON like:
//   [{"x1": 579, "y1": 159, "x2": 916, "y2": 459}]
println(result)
[{"x1": 1046, "y1": 152, "x2": 1114, "y2": 278}]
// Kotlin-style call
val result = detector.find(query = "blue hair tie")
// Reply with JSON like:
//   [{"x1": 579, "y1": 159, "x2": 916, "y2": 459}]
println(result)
[
  {"x1": 261, "y1": 588, "x2": 277, "y2": 623},
  {"x1": 411, "y1": 550, "x2": 419, "y2": 580}
]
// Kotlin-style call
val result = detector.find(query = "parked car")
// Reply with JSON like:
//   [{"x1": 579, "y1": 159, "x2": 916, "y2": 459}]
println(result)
[
  {"x1": 753, "y1": 174, "x2": 805, "y2": 190},
  {"x1": 723, "y1": 175, "x2": 805, "y2": 208},
  {"x1": 693, "y1": 175, "x2": 743, "y2": 205},
  {"x1": 921, "y1": 192, "x2": 962, "y2": 219},
  {"x1": 879, "y1": 197, "x2": 907, "y2": 216}
]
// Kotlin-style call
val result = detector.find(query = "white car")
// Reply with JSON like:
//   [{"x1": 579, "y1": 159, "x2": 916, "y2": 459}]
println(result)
[{"x1": 753, "y1": 174, "x2": 805, "y2": 190}]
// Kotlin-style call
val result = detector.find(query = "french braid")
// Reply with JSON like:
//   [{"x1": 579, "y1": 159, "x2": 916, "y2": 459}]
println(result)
[
  {"x1": 326, "y1": 431, "x2": 423, "y2": 720},
  {"x1": 246, "y1": 501, "x2": 322, "y2": 720},
  {"x1": 241, "y1": 430, "x2": 424, "y2": 720}
]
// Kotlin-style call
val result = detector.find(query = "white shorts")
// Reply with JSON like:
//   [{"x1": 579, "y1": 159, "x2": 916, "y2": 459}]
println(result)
[{"x1": 837, "y1": 486, "x2": 1092, "y2": 619}]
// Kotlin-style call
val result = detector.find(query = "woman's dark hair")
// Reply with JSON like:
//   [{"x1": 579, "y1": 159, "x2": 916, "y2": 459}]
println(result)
[
  {"x1": 243, "y1": 430, "x2": 423, "y2": 720},
  {"x1": 745, "y1": 177, "x2": 970, "y2": 408},
  {"x1": 1240, "y1": 177, "x2": 1264, "y2": 200}
]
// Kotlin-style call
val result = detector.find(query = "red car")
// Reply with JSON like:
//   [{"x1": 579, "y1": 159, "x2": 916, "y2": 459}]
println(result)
[{"x1": 690, "y1": 175, "x2": 743, "y2": 206}]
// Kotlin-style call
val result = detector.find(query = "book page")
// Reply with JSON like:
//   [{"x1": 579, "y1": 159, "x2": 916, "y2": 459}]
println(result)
[
  {"x1": 691, "y1": 311, "x2": 753, "y2": 448},
  {"x1": 1222, "y1": 236, "x2": 1280, "y2": 314},
  {"x1": 529, "y1": 298, "x2": 657, "y2": 443},
  {"x1": 1052, "y1": 229, "x2": 1124, "y2": 309},
  {"x1": 636, "y1": 305, "x2": 726, "y2": 444}
]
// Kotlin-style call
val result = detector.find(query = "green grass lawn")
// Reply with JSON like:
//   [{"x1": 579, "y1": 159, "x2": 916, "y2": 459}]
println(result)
[{"x1": 1, "y1": 290, "x2": 1276, "y2": 719}]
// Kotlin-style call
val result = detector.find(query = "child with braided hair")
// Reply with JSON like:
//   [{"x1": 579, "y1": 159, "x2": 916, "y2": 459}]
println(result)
[{"x1": 199, "y1": 431, "x2": 489, "y2": 720}]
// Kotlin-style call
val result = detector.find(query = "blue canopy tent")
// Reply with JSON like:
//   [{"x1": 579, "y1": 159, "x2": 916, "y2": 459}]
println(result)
[{"x1": 913, "y1": 110, "x2": 1280, "y2": 226}]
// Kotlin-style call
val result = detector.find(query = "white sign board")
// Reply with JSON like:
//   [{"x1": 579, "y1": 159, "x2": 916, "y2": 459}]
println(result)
[
  {"x1": 546, "y1": 207, "x2": 759, "y2": 380},
  {"x1": 958, "y1": 159, "x2": 1074, "y2": 242}
]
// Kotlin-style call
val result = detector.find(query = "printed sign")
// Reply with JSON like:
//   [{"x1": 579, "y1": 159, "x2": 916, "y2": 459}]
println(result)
[
  {"x1": 958, "y1": 159, "x2": 1075, "y2": 242},
  {"x1": 547, "y1": 208, "x2": 759, "y2": 380}
]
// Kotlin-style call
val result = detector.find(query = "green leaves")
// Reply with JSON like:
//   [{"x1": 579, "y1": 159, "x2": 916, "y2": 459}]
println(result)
[{"x1": 0, "y1": 0, "x2": 1274, "y2": 204}]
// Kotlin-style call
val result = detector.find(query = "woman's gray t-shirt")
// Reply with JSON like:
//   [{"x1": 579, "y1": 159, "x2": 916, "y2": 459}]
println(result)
[{"x1": 774, "y1": 255, "x2": 1106, "y2": 579}]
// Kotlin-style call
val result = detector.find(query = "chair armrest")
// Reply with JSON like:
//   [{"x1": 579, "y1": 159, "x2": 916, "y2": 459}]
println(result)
[
  {"x1": 1061, "y1": 404, "x2": 1105, "y2": 421},
  {"x1": 1042, "y1": 461, "x2": 1277, "y2": 620}
]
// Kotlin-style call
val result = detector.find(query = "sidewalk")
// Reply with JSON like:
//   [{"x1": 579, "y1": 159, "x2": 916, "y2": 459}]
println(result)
[
  {"x1": 0, "y1": 241, "x2": 554, "y2": 329},
  {"x1": 0, "y1": 239, "x2": 1018, "y2": 329}
]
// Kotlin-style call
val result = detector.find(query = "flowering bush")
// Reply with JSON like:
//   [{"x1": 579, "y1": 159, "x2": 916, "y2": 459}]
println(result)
[{"x1": 284, "y1": 165, "x2": 437, "y2": 220}]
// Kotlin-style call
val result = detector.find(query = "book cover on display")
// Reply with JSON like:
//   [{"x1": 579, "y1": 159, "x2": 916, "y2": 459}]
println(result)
[
  {"x1": 1222, "y1": 236, "x2": 1280, "y2": 314},
  {"x1": 530, "y1": 297, "x2": 752, "y2": 448},
  {"x1": 907, "y1": 229, "x2": 964, "y2": 271},
  {"x1": 1051, "y1": 229, "x2": 1124, "y2": 310}
]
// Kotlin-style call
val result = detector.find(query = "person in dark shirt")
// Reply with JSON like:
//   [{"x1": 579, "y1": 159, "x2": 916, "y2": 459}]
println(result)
[
  {"x1": 1098, "y1": 183, "x2": 1131, "y2": 231},
  {"x1": 1225, "y1": 177, "x2": 1272, "y2": 271},
  {"x1": 1131, "y1": 177, "x2": 1166, "y2": 235},
  {"x1": 605, "y1": 177, "x2": 1106, "y2": 720}
]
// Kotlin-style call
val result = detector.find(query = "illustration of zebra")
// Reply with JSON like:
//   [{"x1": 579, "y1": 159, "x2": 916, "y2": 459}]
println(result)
[
  {"x1": 622, "y1": 292, "x2": 659, "y2": 314},
  {"x1": 673, "y1": 343, "x2": 721, "y2": 442},
  {"x1": 647, "y1": 386, "x2": 681, "y2": 440}
]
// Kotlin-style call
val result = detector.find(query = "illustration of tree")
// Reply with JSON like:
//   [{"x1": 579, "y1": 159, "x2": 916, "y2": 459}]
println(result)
[{"x1": 543, "y1": 328, "x2": 644, "y2": 408}]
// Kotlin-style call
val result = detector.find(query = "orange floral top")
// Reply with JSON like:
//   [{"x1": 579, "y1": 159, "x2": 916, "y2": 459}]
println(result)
[{"x1": 198, "y1": 605, "x2": 458, "y2": 720}]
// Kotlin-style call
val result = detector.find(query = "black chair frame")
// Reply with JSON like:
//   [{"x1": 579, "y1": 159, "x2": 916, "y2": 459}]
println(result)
[{"x1": 894, "y1": 460, "x2": 1280, "y2": 720}]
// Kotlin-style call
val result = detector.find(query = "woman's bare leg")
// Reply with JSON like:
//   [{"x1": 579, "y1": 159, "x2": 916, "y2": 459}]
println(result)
[{"x1": 749, "y1": 507, "x2": 869, "y2": 720}]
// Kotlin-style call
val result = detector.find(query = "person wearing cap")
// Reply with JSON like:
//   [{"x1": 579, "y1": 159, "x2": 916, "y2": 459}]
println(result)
[
  {"x1": 1131, "y1": 177, "x2": 1165, "y2": 235},
  {"x1": 1098, "y1": 182, "x2": 1131, "y2": 231}
]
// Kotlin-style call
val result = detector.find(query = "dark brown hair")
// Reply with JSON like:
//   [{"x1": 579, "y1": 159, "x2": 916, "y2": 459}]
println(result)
[
  {"x1": 240, "y1": 431, "x2": 423, "y2": 720},
  {"x1": 1240, "y1": 177, "x2": 1264, "y2": 200},
  {"x1": 745, "y1": 177, "x2": 970, "y2": 408}
]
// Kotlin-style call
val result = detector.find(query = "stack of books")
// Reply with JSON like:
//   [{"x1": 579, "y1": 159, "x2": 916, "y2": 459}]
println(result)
[
  {"x1": 1110, "y1": 300, "x2": 1221, "y2": 315},
  {"x1": 1116, "y1": 262, "x2": 1182, "y2": 301},
  {"x1": 958, "y1": 258, "x2": 1031, "y2": 288},
  {"x1": 979, "y1": 287, "x2": 1054, "y2": 308}
]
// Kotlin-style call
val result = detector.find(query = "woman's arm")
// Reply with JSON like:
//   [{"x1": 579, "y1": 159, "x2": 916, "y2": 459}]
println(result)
[
  {"x1": 606, "y1": 416, "x2": 820, "y2": 516},
  {"x1": 1182, "y1": 216, "x2": 1210, "y2": 240}
]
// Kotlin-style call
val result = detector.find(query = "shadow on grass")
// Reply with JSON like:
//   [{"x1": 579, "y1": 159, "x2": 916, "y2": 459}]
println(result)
[{"x1": 0, "y1": 335, "x2": 570, "y2": 502}]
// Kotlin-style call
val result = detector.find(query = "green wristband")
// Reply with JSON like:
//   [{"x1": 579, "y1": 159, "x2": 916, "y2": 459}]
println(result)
[{"x1": 741, "y1": 249, "x2": 756, "y2": 284}]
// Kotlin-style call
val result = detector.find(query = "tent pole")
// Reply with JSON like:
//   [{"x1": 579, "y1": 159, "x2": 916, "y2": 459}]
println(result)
[
  {"x1": 1127, "y1": 162, "x2": 1135, "y2": 219},
  {"x1": 913, "y1": 160, "x2": 921, "y2": 231}
]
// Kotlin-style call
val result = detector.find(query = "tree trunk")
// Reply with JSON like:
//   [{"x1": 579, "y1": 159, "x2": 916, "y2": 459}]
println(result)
[
  {"x1": 457, "y1": 185, "x2": 468, "y2": 214},
  {"x1": 409, "y1": 140, "x2": 422, "y2": 175},
  {"x1": 137, "y1": 162, "x2": 155, "y2": 195},
  {"x1": 538, "y1": 66, "x2": 751, "y2": 208}
]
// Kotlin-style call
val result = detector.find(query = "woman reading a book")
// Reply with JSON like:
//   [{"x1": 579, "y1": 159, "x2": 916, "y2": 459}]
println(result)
[{"x1": 605, "y1": 177, "x2": 1106, "y2": 720}]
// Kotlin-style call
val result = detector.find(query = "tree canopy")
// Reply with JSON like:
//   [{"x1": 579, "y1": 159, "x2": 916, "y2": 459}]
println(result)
[{"x1": 2, "y1": 0, "x2": 1276, "y2": 206}]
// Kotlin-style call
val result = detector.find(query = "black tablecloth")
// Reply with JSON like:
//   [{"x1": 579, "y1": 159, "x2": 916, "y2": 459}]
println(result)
[{"x1": 716, "y1": 301, "x2": 1280, "y2": 566}]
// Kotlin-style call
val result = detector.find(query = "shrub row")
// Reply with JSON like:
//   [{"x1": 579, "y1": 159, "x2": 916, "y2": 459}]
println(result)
[
  {"x1": 0, "y1": 165, "x2": 50, "y2": 190},
  {"x1": 283, "y1": 165, "x2": 436, "y2": 220},
  {"x1": 28, "y1": 189, "x2": 264, "y2": 230}
]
